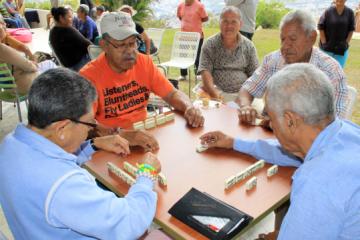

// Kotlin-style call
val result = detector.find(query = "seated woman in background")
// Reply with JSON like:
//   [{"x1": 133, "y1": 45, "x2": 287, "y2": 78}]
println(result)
[
  {"x1": 76, "y1": 4, "x2": 98, "y2": 43},
  {"x1": 0, "y1": 16, "x2": 56, "y2": 93},
  {"x1": 49, "y1": 6, "x2": 91, "y2": 71},
  {"x1": 0, "y1": 6, "x2": 22, "y2": 28},
  {"x1": 2, "y1": 0, "x2": 28, "y2": 28}
]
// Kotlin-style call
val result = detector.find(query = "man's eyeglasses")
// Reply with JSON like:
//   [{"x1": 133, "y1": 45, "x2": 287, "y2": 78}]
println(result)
[
  {"x1": 70, "y1": 119, "x2": 98, "y2": 128},
  {"x1": 104, "y1": 38, "x2": 137, "y2": 51}
]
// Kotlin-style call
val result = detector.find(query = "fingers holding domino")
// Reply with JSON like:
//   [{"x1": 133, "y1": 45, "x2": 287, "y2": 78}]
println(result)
[{"x1": 199, "y1": 131, "x2": 234, "y2": 150}]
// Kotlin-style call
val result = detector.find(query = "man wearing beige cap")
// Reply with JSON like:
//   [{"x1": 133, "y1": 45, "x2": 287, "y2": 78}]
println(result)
[{"x1": 80, "y1": 12, "x2": 204, "y2": 148}]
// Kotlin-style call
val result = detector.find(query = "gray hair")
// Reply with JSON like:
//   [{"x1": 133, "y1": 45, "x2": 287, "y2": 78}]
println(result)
[
  {"x1": 28, "y1": 68, "x2": 97, "y2": 129},
  {"x1": 220, "y1": 6, "x2": 242, "y2": 22},
  {"x1": 279, "y1": 10, "x2": 316, "y2": 36},
  {"x1": 78, "y1": 4, "x2": 89, "y2": 15},
  {"x1": 266, "y1": 63, "x2": 335, "y2": 125}
]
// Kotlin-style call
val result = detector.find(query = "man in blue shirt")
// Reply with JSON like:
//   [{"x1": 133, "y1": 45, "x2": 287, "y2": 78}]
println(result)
[
  {"x1": 76, "y1": 4, "x2": 98, "y2": 43},
  {"x1": 0, "y1": 68, "x2": 161, "y2": 239},
  {"x1": 200, "y1": 63, "x2": 360, "y2": 240}
]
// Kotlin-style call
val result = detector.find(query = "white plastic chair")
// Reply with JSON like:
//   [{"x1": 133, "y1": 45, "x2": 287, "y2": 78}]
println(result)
[
  {"x1": 88, "y1": 45, "x2": 103, "y2": 60},
  {"x1": 146, "y1": 28, "x2": 165, "y2": 63},
  {"x1": 345, "y1": 85, "x2": 358, "y2": 119},
  {"x1": 147, "y1": 65, "x2": 172, "y2": 114},
  {"x1": 160, "y1": 31, "x2": 201, "y2": 96}
]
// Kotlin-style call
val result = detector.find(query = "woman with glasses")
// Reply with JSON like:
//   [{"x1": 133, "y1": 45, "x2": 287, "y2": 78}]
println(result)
[
  {"x1": 49, "y1": 6, "x2": 92, "y2": 71},
  {"x1": 0, "y1": 68, "x2": 162, "y2": 239}
]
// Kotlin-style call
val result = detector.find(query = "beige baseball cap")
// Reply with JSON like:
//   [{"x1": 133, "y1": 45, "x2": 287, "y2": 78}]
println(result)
[{"x1": 100, "y1": 11, "x2": 138, "y2": 41}]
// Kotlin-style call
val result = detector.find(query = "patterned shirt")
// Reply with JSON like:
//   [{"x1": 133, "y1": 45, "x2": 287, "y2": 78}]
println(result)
[
  {"x1": 198, "y1": 33, "x2": 259, "y2": 93},
  {"x1": 242, "y1": 48, "x2": 348, "y2": 118}
]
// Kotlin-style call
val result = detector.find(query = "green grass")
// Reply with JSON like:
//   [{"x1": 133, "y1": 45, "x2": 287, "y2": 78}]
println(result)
[{"x1": 157, "y1": 27, "x2": 360, "y2": 124}]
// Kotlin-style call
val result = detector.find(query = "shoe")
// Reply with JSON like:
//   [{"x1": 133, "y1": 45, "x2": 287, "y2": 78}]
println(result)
[
  {"x1": 178, "y1": 75, "x2": 186, "y2": 81},
  {"x1": 196, "y1": 75, "x2": 202, "y2": 81}
]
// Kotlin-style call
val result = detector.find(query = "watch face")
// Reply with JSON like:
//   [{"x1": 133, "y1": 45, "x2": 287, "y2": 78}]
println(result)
[{"x1": 191, "y1": 215, "x2": 230, "y2": 232}]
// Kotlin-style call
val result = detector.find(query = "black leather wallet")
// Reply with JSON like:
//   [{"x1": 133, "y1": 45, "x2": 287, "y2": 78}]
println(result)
[{"x1": 168, "y1": 188, "x2": 253, "y2": 240}]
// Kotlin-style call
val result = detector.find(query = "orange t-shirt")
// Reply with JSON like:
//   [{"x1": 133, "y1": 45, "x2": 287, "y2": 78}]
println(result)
[
  {"x1": 177, "y1": 0, "x2": 208, "y2": 37},
  {"x1": 80, "y1": 53, "x2": 174, "y2": 129}
]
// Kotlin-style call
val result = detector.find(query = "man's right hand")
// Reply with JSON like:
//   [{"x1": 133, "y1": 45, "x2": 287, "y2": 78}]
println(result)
[
  {"x1": 120, "y1": 129, "x2": 159, "y2": 152},
  {"x1": 139, "y1": 152, "x2": 161, "y2": 173},
  {"x1": 200, "y1": 131, "x2": 234, "y2": 149},
  {"x1": 238, "y1": 105, "x2": 258, "y2": 125}
]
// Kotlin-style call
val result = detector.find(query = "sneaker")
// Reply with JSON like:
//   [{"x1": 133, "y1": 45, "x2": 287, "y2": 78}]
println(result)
[
  {"x1": 178, "y1": 75, "x2": 187, "y2": 81},
  {"x1": 196, "y1": 75, "x2": 202, "y2": 81}
]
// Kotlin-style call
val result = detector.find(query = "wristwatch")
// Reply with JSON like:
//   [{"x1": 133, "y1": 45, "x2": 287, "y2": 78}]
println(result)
[{"x1": 90, "y1": 139, "x2": 99, "y2": 151}]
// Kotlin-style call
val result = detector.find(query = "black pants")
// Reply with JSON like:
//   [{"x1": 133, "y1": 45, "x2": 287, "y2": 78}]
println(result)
[
  {"x1": 240, "y1": 31, "x2": 254, "y2": 41},
  {"x1": 180, "y1": 37, "x2": 204, "y2": 77}
]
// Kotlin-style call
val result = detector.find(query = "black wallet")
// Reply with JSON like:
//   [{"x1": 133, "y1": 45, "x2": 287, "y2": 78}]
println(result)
[{"x1": 168, "y1": 188, "x2": 253, "y2": 240}]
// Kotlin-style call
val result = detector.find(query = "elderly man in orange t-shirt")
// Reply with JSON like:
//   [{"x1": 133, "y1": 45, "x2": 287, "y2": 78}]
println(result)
[
  {"x1": 80, "y1": 11, "x2": 204, "y2": 152},
  {"x1": 177, "y1": 0, "x2": 208, "y2": 80}
]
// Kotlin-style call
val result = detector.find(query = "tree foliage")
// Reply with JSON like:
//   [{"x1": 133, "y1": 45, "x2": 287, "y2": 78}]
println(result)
[
  {"x1": 100, "y1": 0, "x2": 156, "y2": 22},
  {"x1": 256, "y1": 0, "x2": 290, "y2": 29}
]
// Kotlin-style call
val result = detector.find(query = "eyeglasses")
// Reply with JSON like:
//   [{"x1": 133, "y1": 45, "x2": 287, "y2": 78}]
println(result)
[
  {"x1": 104, "y1": 38, "x2": 137, "y2": 51},
  {"x1": 70, "y1": 119, "x2": 98, "y2": 128}
]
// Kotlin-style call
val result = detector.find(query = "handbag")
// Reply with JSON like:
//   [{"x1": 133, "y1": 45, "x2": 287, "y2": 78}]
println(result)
[{"x1": 6, "y1": 28, "x2": 32, "y2": 43}]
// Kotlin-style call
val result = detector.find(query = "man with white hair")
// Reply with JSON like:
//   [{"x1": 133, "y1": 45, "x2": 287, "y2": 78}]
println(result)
[
  {"x1": 80, "y1": 12, "x2": 204, "y2": 150},
  {"x1": 237, "y1": 10, "x2": 348, "y2": 124},
  {"x1": 200, "y1": 63, "x2": 360, "y2": 240},
  {"x1": 198, "y1": 6, "x2": 259, "y2": 102}
]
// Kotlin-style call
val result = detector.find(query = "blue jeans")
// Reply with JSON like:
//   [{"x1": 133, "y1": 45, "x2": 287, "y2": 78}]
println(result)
[
  {"x1": 4, "y1": 17, "x2": 22, "y2": 28},
  {"x1": 322, "y1": 49, "x2": 349, "y2": 68}
]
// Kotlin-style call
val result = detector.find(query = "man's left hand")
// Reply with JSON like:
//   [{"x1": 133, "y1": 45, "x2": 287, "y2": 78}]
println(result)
[{"x1": 184, "y1": 106, "x2": 204, "y2": 128}]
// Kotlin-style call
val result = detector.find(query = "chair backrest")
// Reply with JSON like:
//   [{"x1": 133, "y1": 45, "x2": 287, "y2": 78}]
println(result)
[
  {"x1": 88, "y1": 45, "x2": 103, "y2": 60},
  {"x1": 146, "y1": 28, "x2": 165, "y2": 51},
  {"x1": 48, "y1": 41, "x2": 64, "y2": 67},
  {"x1": 345, "y1": 85, "x2": 358, "y2": 119},
  {"x1": 169, "y1": 31, "x2": 200, "y2": 64},
  {"x1": 0, "y1": 63, "x2": 16, "y2": 89}
]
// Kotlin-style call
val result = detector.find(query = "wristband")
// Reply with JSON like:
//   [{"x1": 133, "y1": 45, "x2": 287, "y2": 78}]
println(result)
[{"x1": 136, "y1": 163, "x2": 157, "y2": 182}]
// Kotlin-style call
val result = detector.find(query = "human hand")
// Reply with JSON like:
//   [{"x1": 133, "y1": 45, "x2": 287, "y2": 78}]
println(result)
[
  {"x1": 92, "y1": 124, "x2": 118, "y2": 137},
  {"x1": 255, "y1": 231, "x2": 279, "y2": 240},
  {"x1": 184, "y1": 106, "x2": 204, "y2": 128},
  {"x1": 120, "y1": 129, "x2": 159, "y2": 152},
  {"x1": 199, "y1": 131, "x2": 234, "y2": 149},
  {"x1": 138, "y1": 152, "x2": 161, "y2": 173},
  {"x1": 92, "y1": 135, "x2": 130, "y2": 156},
  {"x1": 238, "y1": 105, "x2": 258, "y2": 125},
  {"x1": 29, "y1": 54, "x2": 36, "y2": 62}
]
